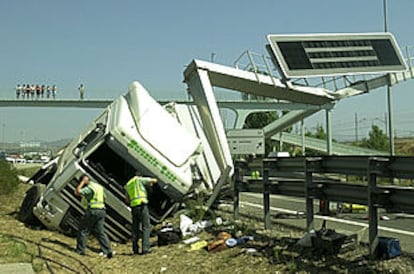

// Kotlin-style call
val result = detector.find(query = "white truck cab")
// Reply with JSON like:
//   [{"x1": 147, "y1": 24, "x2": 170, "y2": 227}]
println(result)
[{"x1": 19, "y1": 81, "x2": 233, "y2": 242}]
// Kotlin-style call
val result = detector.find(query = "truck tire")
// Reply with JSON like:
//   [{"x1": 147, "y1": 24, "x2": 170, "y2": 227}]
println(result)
[{"x1": 18, "y1": 184, "x2": 45, "y2": 227}]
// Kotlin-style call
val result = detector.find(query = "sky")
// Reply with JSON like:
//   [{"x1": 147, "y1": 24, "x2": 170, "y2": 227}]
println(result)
[{"x1": 1, "y1": 0, "x2": 414, "y2": 143}]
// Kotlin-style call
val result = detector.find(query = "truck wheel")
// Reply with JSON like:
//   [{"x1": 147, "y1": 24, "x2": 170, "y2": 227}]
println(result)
[{"x1": 18, "y1": 184, "x2": 45, "y2": 227}]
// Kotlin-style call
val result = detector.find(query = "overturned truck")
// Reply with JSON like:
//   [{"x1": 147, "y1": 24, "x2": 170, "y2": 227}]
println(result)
[{"x1": 19, "y1": 81, "x2": 233, "y2": 242}]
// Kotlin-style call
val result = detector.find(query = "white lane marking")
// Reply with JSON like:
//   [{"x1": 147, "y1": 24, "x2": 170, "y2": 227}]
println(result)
[{"x1": 237, "y1": 201, "x2": 414, "y2": 237}]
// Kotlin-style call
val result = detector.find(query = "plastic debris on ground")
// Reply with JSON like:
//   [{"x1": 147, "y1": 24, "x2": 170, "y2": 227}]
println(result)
[
  {"x1": 378, "y1": 236, "x2": 402, "y2": 259},
  {"x1": 380, "y1": 215, "x2": 390, "y2": 221},
  {"x1": 296, "y1": 230, "x2": 316, "y2": 248},
  {"x1": 207, "y1": 231, "x2": 232, "y2": 253},
  {"x1": 183, "y1": 236, "x2": 200, "y2": 245},
  {"x1": 225, "y1": 236, "x2": 254, "y2": 248},
  {"x1": 179, "y1": 214, "x2": 212, "y2": 236},
  {"x1": 297, "y1": 220, "x2": 351, "y2": 255},
  {"x1": 188, "y1": 240, "x2": 208, "y2": 251},
  {"x1": 157, "y1": 224, "x2": 182, "y2": 246},
  {"x1": 245, "y1": 248, "x2": 257, "y2": 253}
]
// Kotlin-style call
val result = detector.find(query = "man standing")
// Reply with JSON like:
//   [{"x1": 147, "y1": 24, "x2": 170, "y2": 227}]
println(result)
[
  {"x1": 15, "y1": 84, "x2": 21, "y2": 99},
  {"x1": 79, "y1": 84, "x2": 85, "y2": 100},
  {"x1": 125, "y1": 172, "x2": 157, "y2": 255},
  {"x1": 51, "y1": 84, "x2": 57, "y2": 99},
  {"x1": 75, "y1": 175, "x2": 114, "y2": 258}
]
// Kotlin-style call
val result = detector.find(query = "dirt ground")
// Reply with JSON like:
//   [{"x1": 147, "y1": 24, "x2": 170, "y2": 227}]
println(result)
[{"x1": 1, "y1": 183, "x2": 414, "y2": 274}]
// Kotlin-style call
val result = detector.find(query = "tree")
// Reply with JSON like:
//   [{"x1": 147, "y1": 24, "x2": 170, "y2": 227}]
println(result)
[
  {"x1": 360, "y1": 125, "x2": 389, "y2": 151},
  {"x1": 243, "y1": 111, "x2": 278, "y2": 129},
  {"x1": 305, "y1": 124, "x2": 327, "y2": 140},
  {"x1": 243, "y1": 111, "x2": 278, "y2": 155}
]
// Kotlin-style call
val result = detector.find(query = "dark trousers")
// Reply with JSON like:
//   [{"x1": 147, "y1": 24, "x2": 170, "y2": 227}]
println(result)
[
  {"x1": 76, "y1": 208, "x2": 112, "y2": 255},
  {"x1": 131, "y1": 204, "x2": 150, "y2": 254}
]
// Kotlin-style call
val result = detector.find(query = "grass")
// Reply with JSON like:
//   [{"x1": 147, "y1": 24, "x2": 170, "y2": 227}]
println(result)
[
  {"x1": 0, "y1": 160, "x2": 20, "y2": 195},
  {"x1": 16, "y1": 165, "x2": 42, "y2": 178},
  {"x1": 0, "y1": 235, "x2": 25, "y2": 259}
]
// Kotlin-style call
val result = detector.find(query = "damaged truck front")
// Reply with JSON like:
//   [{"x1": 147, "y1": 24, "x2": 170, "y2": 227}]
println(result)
[{"x1": 18, "y1": 81, "x2": 233, "y2": 242}]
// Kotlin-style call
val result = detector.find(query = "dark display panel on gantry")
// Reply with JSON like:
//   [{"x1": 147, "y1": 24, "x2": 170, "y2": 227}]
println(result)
[{"x1": 267, "y1": 33, "x2": 407, "y2": 78}]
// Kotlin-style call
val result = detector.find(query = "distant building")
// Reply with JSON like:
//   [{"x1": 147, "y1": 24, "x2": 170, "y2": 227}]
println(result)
[
  {"x1": 5, "y1": 153, "x2": 26, "y2": 164},
  {"x1": 20, "y1": 141, "x2": 41, "y2": 148}
]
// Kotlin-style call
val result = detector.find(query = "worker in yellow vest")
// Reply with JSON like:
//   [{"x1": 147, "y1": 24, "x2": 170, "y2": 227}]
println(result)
[
  {"x1": 74, "y1": 175, "x2": 114, "y2": 258},
  {"x1": 125, "y1": 171, "x2": 157, "y2": 255}
]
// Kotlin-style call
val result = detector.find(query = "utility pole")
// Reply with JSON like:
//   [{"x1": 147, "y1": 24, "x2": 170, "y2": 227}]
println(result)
[
  {"x1": 384, "y1": 112, "x2": 388, "y2": 135},
  {"x1": 383, "y1": 0, "x2": 388, "y2": 32},
  {"x1": 355, "y1": 113, "x2": 358, "y2": 143},
  {"x1": 1, "y1": 123, "x2": 5, "y2": 145}
]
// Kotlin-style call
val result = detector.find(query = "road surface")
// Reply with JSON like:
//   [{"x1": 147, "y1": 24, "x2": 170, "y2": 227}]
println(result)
[{"x1": 220, "y1": 192, "x2": 414, "y2": 254}]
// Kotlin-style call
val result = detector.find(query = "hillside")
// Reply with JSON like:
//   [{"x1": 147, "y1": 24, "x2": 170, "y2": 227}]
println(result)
[{"x1": 395, "y1": 138, "x2": 414, "y2": 155}]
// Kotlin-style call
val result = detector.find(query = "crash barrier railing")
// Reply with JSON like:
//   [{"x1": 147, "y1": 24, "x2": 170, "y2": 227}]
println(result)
[{"x1": 232, "y1": 156, "x2": 414, "y2": 259}]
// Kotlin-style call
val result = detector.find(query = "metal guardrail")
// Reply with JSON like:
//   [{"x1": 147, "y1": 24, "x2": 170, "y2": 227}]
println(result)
[{"x1": 232, "y1": 156, "x2": 414, "y2": 259}]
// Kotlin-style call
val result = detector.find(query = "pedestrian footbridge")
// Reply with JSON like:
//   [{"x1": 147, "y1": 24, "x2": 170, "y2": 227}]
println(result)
[{"x1": 272, "y1": 132, "x2": 386, "y2": 155}]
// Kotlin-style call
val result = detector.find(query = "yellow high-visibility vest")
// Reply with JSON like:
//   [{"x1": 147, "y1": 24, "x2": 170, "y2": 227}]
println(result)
[
  {"x1": 125, "y1": 176, "x2": 148, "y2": 207},
  {"x1": 86, "y1": 182, "x2": 105, "y2": 209}
]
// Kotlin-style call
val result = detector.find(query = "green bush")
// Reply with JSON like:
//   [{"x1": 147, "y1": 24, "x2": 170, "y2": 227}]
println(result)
[{"x1": 0, "y1": 160, "x2": 20, "y2": 195}]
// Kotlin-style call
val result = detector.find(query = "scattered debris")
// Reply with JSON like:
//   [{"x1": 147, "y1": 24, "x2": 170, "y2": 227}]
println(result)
[
  {"x1": 378, "y1": 237, "x2": 402, "y2": 259},
  {"x1": 225, "y1": 236, "x2": 254, "y2": 248},
  {"x1": 296, "y1": 220, "x2": 354, "y2": 255},
  {"x1": 380, "y1": 215, "x2": 391, "y2": 221},
  {"x1": 189, "y1": 240, "x2": 208, "y2": 251},
  {"x1": 183, "y1": 236, "x2": 200, "y2": 245},
  {"x1": 207, "y1": 232, "x2": 232, "y2": 253},
  {"x1": 296, "y1": 230, "x2": 316, "y2": 248},
  {"x1": 157, "y1": 225, "x2": 182, "y2": 246},
  {"x1": 179, "y1": 214, "x2": 212, "y2": 236}
]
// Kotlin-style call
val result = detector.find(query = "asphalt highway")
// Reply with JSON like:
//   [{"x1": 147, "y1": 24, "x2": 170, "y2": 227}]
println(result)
[{"x1": 221, "y1": 192, "x2": 414, "y2": 254}]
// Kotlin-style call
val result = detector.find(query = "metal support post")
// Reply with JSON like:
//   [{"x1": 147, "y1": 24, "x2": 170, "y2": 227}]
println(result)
[
  {"x1": 305, "y1": 159, "x2": 315, "y2": 232},
  {"x1": 387, "y1": 84, "x2": 395, "y2": 156},
  {"x1": 263, "y1": 166, "x2": 271, "y2": 229},
  {"x1": 301, "y1": 120, "x2": 306, "y2": 155},
  {"x1": 205, "y1": 165, "x2": 232, "y2": 211},
  {"x1": 233, "y1": 165, "x2": 240, "y2": 220},
  {"x1": 279, "y1": 132, "x2": 283, "y2": 151},
  {"x1": 368, "y1": 158, "x2": 379, "y2": 259},
  {"x1": 325, "y1": 109, "x2": 332, "y2": 155}
]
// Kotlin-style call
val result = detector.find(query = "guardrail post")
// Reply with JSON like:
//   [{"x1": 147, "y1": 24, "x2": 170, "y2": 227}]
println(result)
[
  {"x1": 263, "y1": 165, "x2": 271, "y2": 229},
  {"x1": 368, "y1": 158, "x2": 379, "y2": 260},
  {"x1": 305, "y1": 158, "x2": 316, "y2": 233},
  {"x1": 233, "y1": 165, "x2": 240, "y2": 220},
  {"x1": 233, "y1": 160, "x2": 247, "y2": 220}
]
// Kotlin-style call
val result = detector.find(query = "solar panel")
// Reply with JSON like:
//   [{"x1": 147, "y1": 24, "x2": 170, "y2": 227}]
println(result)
[{"x1": 267, "y1": 33, "x2": 407, "y2": 78}]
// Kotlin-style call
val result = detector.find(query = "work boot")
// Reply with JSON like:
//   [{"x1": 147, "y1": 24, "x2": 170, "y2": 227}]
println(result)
[
  {"x1": 99, "y1": 251, "x2": 115, "y2": 259},
  {"x1": 142, "y1": 249, "x2": 152, "y2": 255}
]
